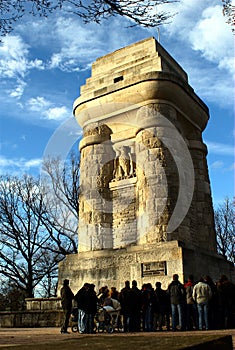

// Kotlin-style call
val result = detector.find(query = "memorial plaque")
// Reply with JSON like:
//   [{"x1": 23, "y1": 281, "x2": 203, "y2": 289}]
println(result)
[{"x1": 141, "y1": 261, "x2": 166, "y2": 277}]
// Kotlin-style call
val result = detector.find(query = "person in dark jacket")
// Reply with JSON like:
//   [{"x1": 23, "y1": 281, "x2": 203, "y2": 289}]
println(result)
[
  {"x1": 130, "y1": 280, "x2": 142, "y2": 332},
  {"x1": 204, "y1": 275, "x2": 218, "y2": 329},
  {"x1": 217, "y1": 275, "x2": 235, "y2": 329},
  {"x1": 142, "y1": 283, "x2": 156, "y2": 332},
  {"x1": 155, "y1": 282, "x2": 171, "y2": 331},
  {"x1": 60, "y1": 279, "x2": 74, "y2": 334},
  {"x1": 122, "y1": 280, "x2": 142, "y2": 332},
  {"x1": 119, "y1": 281, "x2": 131, "y2": 332},
  {"x1": 110, "y1": 286, "x2": 120, "y2": 301},
  {"x1": 97, "y1": 285, "x2": 109, "y2": 307},
  {"x1": 74, "y1": 283, "x2": 89, "y2": 333},
  {"x1": 167, "y1": 274, "x2": 186, "y2": 331},
  {"x1": 83, "y1": 284, "x2": 98, "y2": 333}
]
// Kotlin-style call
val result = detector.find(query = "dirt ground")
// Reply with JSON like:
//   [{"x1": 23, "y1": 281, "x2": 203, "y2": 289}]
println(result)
[{"x1": 0, "y1": 328, "x2": 234, "y2": 350}]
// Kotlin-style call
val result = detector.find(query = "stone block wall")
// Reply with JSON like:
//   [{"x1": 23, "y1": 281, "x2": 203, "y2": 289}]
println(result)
[
  {"x1": 110, "y1": 177, "x2": 137, "y2": 248},
  {"x1": 59, "y1": 240, "x2": 184, "y2": 292},
  {"x1": 79, "y1": 124, "x2": 114, "y2": 252},
  {"x1": 0, "y1": 298, "x2": 63, "y2": 328},
  {"x1": 74, "y1": 37, "x2": 217, "y2": 255},
  {"x1": 25, "y1": 297, "x2": 62, "y2": 311},
  {"x1": 66, "y1": 37, "x2": 234, "y2": 290},
  {"x1": 0, "y1": 310, "x2": 63, "y2": 328},
  {"x1": 58, "y1": 240, "x2": 234, "y2": 293}
]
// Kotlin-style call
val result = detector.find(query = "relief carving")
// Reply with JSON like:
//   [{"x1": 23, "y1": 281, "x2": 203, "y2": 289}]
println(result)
[
  {"x1": 112, "y1": 145, "x2": 136, "y2": 181},
  {"x1": 84, "y1": 123, "x2": 112, "y2": 137}
]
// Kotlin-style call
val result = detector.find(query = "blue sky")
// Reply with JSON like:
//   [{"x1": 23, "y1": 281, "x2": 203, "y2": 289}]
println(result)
[{"x1": 0, "y1": 0, "x2": 234, "y2": 207}]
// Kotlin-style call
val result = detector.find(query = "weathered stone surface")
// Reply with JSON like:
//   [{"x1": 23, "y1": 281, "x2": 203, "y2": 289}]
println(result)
[
  {"x1": 0, "y1": 309, "x2": 63, "y2": 328},
  {"x1": 58, "y1": 241, "x2": 234, "y2": 293},
  {"x1": 58, "y1": 37, "x2": 234, "y2": 292},
  {"x1": 25, "y1": 298, "x2": 61, "y2": 311}
]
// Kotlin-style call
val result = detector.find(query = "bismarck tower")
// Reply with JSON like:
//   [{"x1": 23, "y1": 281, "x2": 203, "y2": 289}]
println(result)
[{"x1": 58, "y1": 37, "x2": 234, "y2": 291}]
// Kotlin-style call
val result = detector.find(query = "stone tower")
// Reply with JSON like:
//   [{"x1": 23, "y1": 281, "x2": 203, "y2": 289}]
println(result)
[{"x1": 58, "y1": 37, "x2": 234, "y2": 291}]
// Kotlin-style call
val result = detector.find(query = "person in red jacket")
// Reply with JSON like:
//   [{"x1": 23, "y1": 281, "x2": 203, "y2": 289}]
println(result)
[{"x1": 184, "y1": 275, "x2": 198, "y2": 330}]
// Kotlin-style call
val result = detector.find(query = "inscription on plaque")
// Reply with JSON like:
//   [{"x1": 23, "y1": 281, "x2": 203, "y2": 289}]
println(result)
[{"x1": 141, "y1": 261, "x2": 166, "y2": 277}]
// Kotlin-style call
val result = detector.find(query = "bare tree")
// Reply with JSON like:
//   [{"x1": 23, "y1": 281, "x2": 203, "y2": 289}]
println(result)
[
  {"x1": 0, "y1": 152, "x2": 80, "y2": 297},
  {"x1": 1, "y1": 1, "x2": 234, "y2": 39},
  {"x1": 0, "y1": 0, "x2": 62, "y2": 38},
  {"x1": 41, "y1": 151, "x2": 80, "y2": 254},
  {"x1": 222, "y1": 0, "x2": 235, "y2": 33},
  {"x1": 215, "y1": 197, "x2": 235, "y2": 264},
  {"x1": 0, "y1": 174, "x2": 61, "y2": 297},
  {"x1": 67, "y1": 0, "x2": 178, "y2": 27},
  {"x1": 0, "y1": 0, "x2": 178, "y2": 37}
]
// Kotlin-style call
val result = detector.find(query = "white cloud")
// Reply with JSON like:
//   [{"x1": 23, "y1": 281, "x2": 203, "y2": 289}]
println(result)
[
  {"x1": 206, "y1": 141, "x2": 234, "y2": 156},
  {"x1": 0, "y1": 35, "x2": 45, "y2": 79},
  {"x1": 28, "y1": 59, "x2": 45, "y2": 70},
  {"x1": 47, "y1": 17, "x2": 112, "y2": 71},
  {"x1": 162, "y1": 1, "x2": 234, "y2": 107},
  {"x1": 162, "y1": 0, "x2": 218, "y2": 36},
  {"x1": 0, "y1": 155, "x2": 42, "y2": 174},
  {"x1": 25, "y1": 159, "x2": 42, "y2": 168},
  {"x1": 26, "y1": 96, "x2": 70, "y2": 121},
  {"x1": 8, "y1": 80, "x2": 27, "y2": 99},
  {"x1": 211, "y1": 160, "x2": 224, "y2": 169},
  {"x1": 0, "y1": 35, "x2": 29, "y2": 78},
  {"x1": 12, "y1": 16, "x2": 98, "y2": 73},
  {"x1": 44, "y1": 106, "x2": 70, "y2": 121},
  {"x1": 0, "y1": 15, "x2": 145, "y2": 111},
  {"x1": 210, "y1": 161, "x2": 234, "y2": 175},
  {"x1": 187, "y1": 64, "x2": 234, "y2": 107},
  {"x1": 0, "y1": 156, "x2": 14, "y2": 168},
  {"x1": 189, "y1": 5, "x2": 234, "y2": 74},
  {"x1": 45, "y1": 15, "x2": 146, "y2": 72},
  {"x1": 164, "y1": 1, "x2": 233, "y2": 74},
  {"x1": 0, "y1": 35, "x2": 46, "y2": 101},
  {"x1": 27, "y1": 96, "x2": 51, "y2": 112}
]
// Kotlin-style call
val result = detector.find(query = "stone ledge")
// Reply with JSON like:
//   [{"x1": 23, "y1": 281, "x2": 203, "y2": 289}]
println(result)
[
  {"x1": 0, "y1": 310, "x2": 63, "y2": 328},
  {"x1": 25, "y1": 297, "x2": 61, "y2": 311},
  {"x1": 109, "y1": 177, "x2": 137, "y2": 189}
]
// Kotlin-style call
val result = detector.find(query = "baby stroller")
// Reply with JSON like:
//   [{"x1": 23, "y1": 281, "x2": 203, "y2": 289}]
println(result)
[
  {"x1": 95, "y1": 305, "x2": 123, "y2": 333},
  {"x1": 95, "y1": 307, "x2": 114, "y2": 333},
  {"x1": 70, "y1": 307, "x2": 79, "y2": 333}
]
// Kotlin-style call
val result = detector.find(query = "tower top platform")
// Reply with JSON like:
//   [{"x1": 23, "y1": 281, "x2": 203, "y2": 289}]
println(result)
[
  {"x1": 77, "y1": 37, "x2": 188, "y2": 100},
  {"x1": 73, "y1": 37, "x2": 208, "y2": 130},
  {"x1": 92, "y1": 36, "x2": 188, "y2": 80}
]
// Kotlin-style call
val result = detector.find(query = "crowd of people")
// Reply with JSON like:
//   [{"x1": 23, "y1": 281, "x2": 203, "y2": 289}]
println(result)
[{"x1": 60, "y1": 274, "x2": 235, "y2": 334}]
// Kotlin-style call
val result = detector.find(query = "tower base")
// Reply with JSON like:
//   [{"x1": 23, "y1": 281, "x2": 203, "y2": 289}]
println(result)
[{"x1": 58, "y1": 240, "x2": 234, "y2": 292}]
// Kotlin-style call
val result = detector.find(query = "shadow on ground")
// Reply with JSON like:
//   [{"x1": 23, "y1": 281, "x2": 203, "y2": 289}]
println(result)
[{"x1": 0, "y1": 334, "x2": 233, "y2": 350}]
